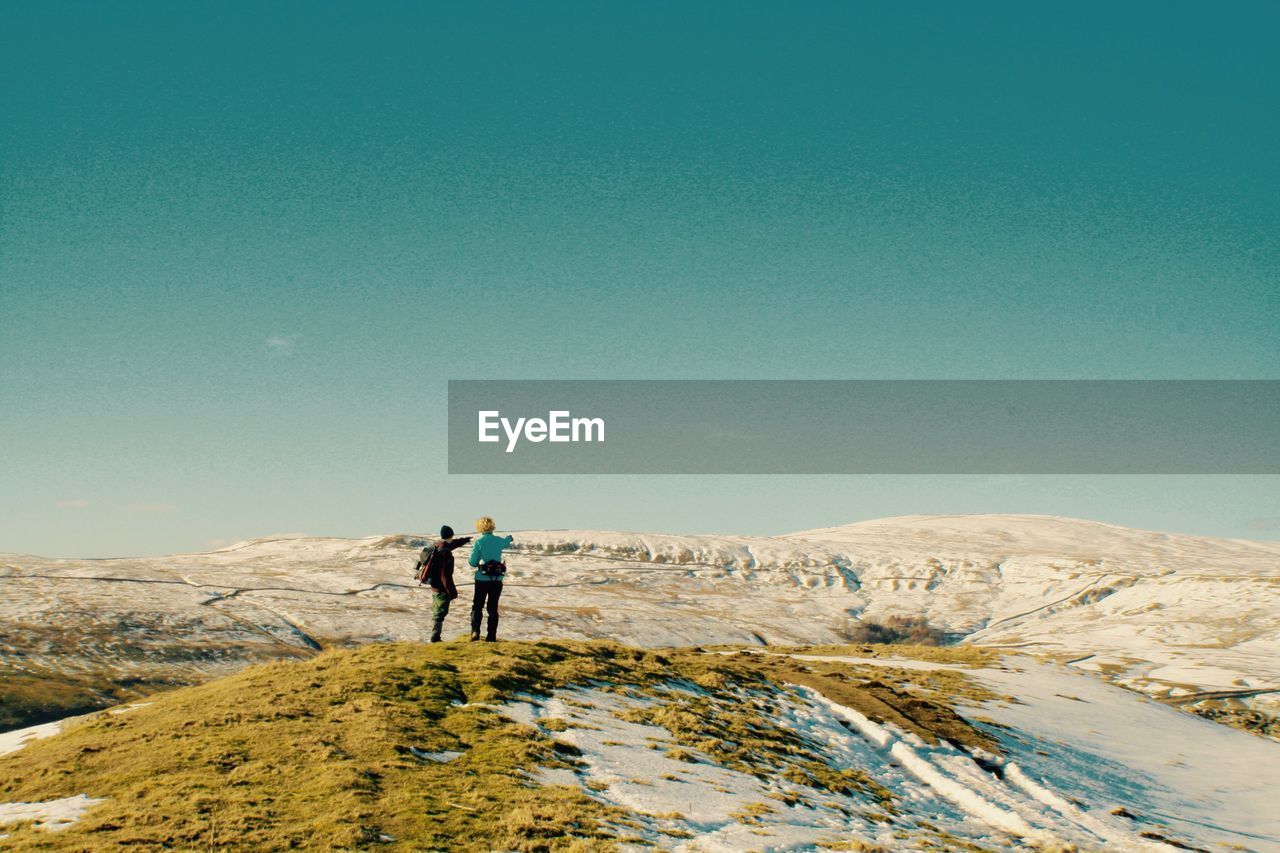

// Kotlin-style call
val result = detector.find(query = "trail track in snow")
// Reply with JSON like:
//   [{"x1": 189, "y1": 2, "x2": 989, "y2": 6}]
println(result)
[
  {"x1": 806, "y1": 687, "x2": 1168, "y2": 850},
  {"x1": 1159, "y1": 686, "x2": 1280, "y2": 703}
]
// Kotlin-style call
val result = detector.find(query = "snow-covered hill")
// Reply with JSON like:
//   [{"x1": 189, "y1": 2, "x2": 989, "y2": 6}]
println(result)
[{"x1": 2, "y1": 515, "x2": 1277, "y2": 731}]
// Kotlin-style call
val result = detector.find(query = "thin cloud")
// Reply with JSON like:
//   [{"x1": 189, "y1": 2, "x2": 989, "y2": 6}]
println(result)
[
  {"x1": 57, "y1": 498, "x2": 90, "y2": 509},
  {"x1": 266, "y1": 335, "x2": 299, "y2": 351},
  {"x1": 126, "y1": 503, "x2": 176, "y2": 513},
  {"x1": 1243, "y1": 516, "x2": 1280, "y2": 532}
]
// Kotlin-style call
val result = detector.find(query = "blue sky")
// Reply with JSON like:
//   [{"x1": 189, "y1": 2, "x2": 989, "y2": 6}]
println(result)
[{"x1": 2, "y1": 1, "x2": 1277, "y2": 556}]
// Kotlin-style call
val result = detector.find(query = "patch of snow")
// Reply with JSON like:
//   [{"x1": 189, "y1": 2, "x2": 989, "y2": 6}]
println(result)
[
  {"x1": 495, "y1": 699, "x2": 538, "y2": 727},
  {"x1": 715, "y1": 649, "x2": 966, "y2": 671},
  {"x1": 499, "y1": 685, "x2": 898, "y2": 851},
  {"x1": 0, "y1": 720, "x2": 64, "y2": 757},
  {"x1": 0, "y1": 794, "x2": 106, "y2": 832},
  {"x1": 783, "y1": 653, "x2": 967, "y2": 671},
  {"x1": 409, "y1": 747, "x2": 462, "y2": 763},
  {"x1": 537, "y1": 767, "x2": 579, "y2": 787},
  {"x1": 1, "y1": 702, "x2": 151, "y2": 758},
  {"x1": 496, "y1": 678, "x2": 1197, "y2": 851}
]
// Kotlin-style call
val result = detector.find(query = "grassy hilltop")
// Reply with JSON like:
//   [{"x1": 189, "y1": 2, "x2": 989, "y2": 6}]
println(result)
[{"x1": 0, "y1": 640, "x2": 996, "y2": 851}]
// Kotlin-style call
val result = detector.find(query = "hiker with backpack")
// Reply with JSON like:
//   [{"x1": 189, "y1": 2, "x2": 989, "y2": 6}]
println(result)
[
  {"x1": 468, "y1": 516, "x2": 514, "y2": 642},
  {"x1": 415, "y1": 526, "x2": 473, "y2": 642}
]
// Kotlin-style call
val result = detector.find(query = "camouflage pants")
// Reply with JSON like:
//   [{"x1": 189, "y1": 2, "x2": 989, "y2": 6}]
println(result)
[{"x1": 430, "y1": 592, "x2": 450, "y2": 641}]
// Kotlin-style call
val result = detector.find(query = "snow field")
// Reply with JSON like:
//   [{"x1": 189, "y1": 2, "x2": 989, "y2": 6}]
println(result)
[
  {"x1": 494, "y1": 673, "x2": 1193, "y2": 851},
  {"x1": 972, "y1": 658, "x2": 1280, "y2": 851},
  {"x1": 500, "y1": 685, "x2": 904, "y2": 851}
]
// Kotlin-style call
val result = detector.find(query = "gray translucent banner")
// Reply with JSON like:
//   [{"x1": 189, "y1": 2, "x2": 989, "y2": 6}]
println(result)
[{"x1": 447, "y1": 380, "x2": 1279, "y2": 474}]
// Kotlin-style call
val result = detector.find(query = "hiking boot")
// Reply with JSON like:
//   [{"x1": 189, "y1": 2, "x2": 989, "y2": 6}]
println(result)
[
  {"x1": 484, "y1": 634, "x2": 497, "y2": 642},
  {"x1": 470, "y1": 632, "x2": 481, "y2": 642},
  {"x1": 430, "y1": 635, "x2": 442, "y2": 643}
]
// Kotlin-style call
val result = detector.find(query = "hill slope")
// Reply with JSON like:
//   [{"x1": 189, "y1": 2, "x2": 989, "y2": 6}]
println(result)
[{"x1": 2, "y1": 640, "x2": 1276, "y2": 851}]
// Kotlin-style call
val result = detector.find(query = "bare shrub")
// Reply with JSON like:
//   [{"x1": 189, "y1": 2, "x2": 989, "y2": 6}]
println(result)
[{"x1": 836, "y1": 614, "x2": 945, "y2": 646}]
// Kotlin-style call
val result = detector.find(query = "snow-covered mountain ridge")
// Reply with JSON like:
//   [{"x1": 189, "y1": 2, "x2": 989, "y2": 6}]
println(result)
[{"x1": 2, "y1": 514, "x2": 1277, "y2": 734}]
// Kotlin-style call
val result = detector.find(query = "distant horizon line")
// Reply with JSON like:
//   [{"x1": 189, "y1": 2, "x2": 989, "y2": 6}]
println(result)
[{"x1": 7, "y1": 511, "x2": 1279, "y2": 560}]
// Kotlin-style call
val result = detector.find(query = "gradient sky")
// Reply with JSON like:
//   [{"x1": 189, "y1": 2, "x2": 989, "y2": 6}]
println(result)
[{"x1": 2, "y1": 1, "x2": 1278, "y2": 556}]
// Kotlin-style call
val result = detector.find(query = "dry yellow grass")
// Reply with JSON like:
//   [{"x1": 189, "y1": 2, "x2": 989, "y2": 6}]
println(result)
[{"x1": 0, "y1": 639, "x2": 997, "y2": 850}]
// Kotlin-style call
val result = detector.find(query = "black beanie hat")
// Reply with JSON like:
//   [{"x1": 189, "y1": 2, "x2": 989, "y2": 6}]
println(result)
[{"x1": 440, "y1": 525, "x2": 454, "y2": 539}]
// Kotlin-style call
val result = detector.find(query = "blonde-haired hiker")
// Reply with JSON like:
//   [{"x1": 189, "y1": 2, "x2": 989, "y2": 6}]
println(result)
[{"x1": 467, "y1": 517, "x2": 513, "y2": 642}]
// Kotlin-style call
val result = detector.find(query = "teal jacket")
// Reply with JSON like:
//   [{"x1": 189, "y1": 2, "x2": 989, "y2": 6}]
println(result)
[{"x1": 469, "y1": 532, "x2": 514, "y2": 580}]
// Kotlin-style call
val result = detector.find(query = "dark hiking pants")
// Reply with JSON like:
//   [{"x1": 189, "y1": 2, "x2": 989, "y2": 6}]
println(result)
[
  {"x1": 430, "y1": 592, "x2": 450, "y2": 641},
  {"x1": 471, "y1": 580, "x2": 503, "y2": 640}
]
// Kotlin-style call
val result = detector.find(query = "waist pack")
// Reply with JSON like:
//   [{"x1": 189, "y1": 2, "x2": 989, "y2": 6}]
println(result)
[{"x1": 481, "y1": 560, "x2": 507, "y2": 578}]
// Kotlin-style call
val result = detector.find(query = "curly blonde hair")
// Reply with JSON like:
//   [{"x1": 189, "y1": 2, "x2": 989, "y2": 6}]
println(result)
[{"x1": 475, "y1": 516, "x2": 496, "y2": 533}]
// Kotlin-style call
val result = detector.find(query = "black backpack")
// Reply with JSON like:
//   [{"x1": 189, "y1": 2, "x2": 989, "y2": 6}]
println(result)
[{"x1": 414, "y1": 546, "x2": 441, "y2": 586}]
